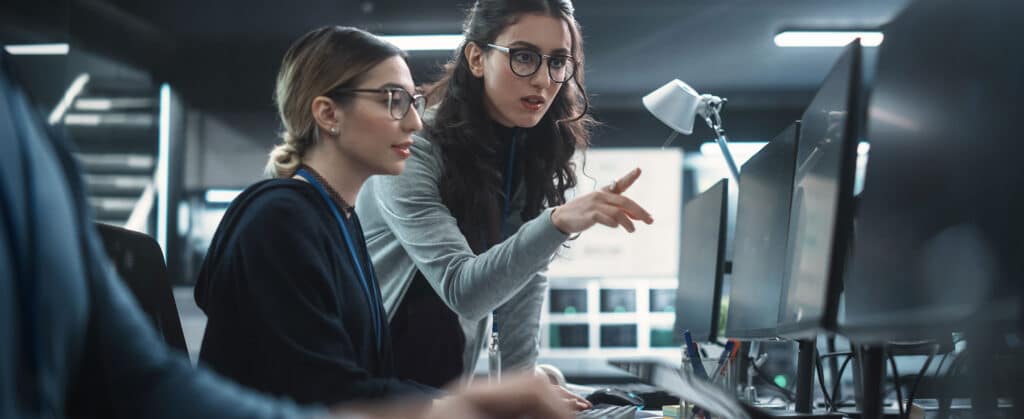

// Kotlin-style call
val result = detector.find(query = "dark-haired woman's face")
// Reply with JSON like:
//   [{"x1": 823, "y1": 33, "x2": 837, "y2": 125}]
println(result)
[{"x1": 478, "y1": 13, "x2": 572, "y2": 128}]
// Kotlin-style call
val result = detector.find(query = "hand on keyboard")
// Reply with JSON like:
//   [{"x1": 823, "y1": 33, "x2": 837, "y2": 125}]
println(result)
[
  {"x1": 554, "y1": 384, "x2": 593, "y2": 411},
  {"x1": 431, "y1": 374, "x2": 575, "y2": 419}
]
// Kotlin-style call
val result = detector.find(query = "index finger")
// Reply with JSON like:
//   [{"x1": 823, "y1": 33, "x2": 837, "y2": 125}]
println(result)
[
  {"x1": 605, "y1": 167, "x2": 642, "y2": 194},
  {"x1": 603, "y1": 194, "x2": 654, "y2": 224}
]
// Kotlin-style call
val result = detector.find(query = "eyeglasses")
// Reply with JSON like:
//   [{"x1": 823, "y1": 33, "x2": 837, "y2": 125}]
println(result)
[
  {"x1": 327, "y1": 87, "x2": 426, "y2": 120},
  {"x1": 487, "y1": 44, "x2": 577, "y2": 83}
]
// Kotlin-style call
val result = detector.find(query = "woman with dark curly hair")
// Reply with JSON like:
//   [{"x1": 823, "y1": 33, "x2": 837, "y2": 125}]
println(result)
[{"x1": 357, "y1": 0, "x2": 653, "y2": 403}]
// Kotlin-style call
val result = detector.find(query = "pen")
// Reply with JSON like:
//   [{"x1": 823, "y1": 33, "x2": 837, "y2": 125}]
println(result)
[
  {"x1": 683, "y1": 330, "x2": 709, "y2": 379},
  {"x1": 710, "y1": 340, "x2": 735, "y2": 383}
]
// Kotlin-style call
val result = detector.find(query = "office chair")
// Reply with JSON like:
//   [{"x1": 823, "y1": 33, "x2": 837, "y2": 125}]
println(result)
[{"x1": 95, "y1": 222, "x2": 188, "y2": 353}]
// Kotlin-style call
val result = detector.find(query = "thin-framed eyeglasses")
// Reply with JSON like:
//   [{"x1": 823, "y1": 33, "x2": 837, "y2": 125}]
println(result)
[
  {"x1": 327, "y1": 87, "x2": 426, "y2": 120},
  {"x1": 486, "y1": 44, "x2": 577, "y2": 83}
]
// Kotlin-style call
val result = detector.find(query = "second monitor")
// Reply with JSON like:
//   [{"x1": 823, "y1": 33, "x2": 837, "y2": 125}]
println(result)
[
  {"x1": 725, "y1": 121, "x2": 800, "y2": 340},
  {"x1": 777, "y1": 40, "x2": 864, "y2": 338},
  {"x1": 674, "y1": 179, "x2": 729, "y2": 343}
]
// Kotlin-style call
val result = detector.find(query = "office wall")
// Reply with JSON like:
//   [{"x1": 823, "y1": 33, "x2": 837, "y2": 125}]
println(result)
[
  {"x1": 183, "y1": 109, "x2": 279, "y2": 190},
  {"x1": 182, "y1": 106, "x2": 804, "y2": 190}
]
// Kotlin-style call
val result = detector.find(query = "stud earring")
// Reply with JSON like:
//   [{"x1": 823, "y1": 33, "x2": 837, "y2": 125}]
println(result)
[{"x1": 331, "y1": 127, "x2": 338, "y2": 134}]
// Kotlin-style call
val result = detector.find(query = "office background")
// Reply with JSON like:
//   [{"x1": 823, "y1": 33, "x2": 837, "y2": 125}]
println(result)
[{"x1": 4, "y1": 0, "x2": 913, "y2": 393}]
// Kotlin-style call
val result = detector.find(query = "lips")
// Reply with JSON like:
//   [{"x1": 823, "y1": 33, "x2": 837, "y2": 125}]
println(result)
[
  {"x1": 391, "y1": 141, "x2": 413, "y2": 159},
  {"x1": 521, "y1": 95, "x2": 545, "y2": 111}
]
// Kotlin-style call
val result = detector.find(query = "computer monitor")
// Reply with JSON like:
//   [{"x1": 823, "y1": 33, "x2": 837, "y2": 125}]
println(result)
[
  {"x1": 725, "y1": 122, "x2": 800, "y2": 340},
  {"x1": 674, "y1": 179, "x2": 728, "y2": 343},
  {"x1": 840, "y1": 0, "x2": 1024, "y2": 343},
  {"x1": 776, "y1": 40, "x2": 863, "y2": 338}
]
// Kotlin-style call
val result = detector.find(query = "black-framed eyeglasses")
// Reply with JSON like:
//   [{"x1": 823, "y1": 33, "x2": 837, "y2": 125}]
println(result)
[
  {"x1": 487, "y1": 44, "x2": 577, "y2": 83},
  {"x1": 326, "y1": 87, "x2": 426, "y2": 120}
]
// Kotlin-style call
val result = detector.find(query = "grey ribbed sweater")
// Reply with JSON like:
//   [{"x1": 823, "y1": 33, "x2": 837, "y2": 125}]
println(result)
[{"x1": 355, "y1": 135, "x2": 569, "y2": 380}]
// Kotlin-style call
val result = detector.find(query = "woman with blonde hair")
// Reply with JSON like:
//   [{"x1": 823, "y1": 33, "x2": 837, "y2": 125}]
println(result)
[{"x1": 194, "y1": 25, "x2": 432, "y2": 404}]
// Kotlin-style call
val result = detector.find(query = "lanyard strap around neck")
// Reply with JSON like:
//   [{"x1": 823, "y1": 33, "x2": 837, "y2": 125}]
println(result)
[
  {"x1": 493, "y1": 127, "x2": 521, "y2": 334},
  {"x1": 296, "y1": 168, "x2": 381, "y2": 350}
]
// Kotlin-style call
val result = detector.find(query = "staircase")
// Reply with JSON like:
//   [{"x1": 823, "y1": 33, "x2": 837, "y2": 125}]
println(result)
[{"x1": 65, "y1": 77, "x2": 159, "y2": 228}]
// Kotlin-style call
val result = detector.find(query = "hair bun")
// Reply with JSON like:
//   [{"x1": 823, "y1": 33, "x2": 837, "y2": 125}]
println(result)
[{"x1": 264, "y1": 139, "x2": 302, "y2": 178}]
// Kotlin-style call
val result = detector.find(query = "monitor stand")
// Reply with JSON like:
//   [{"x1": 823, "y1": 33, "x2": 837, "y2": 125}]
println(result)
[
  {"x1": 852, "y1": 345, "x2": 886, "y2": 419},
  {"x1": 777, "y1": 339, "x2": 845, "y2": 418},
  {"x1": 795, "y1": 339, "x2": 815, "y2": 413}
]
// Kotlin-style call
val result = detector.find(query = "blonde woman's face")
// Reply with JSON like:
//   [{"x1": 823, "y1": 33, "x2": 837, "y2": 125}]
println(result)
[
  {"x1": 479, "y1": 13, "x2": 572, "y2": 128},
  {"x1": 334, "y1": 55, "x2": 422, "y2": 176}
]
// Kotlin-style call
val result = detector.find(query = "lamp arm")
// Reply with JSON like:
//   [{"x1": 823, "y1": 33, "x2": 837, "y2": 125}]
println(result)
[{"x1": 701, "y1": 98, "x2": 741, "y2": 183}]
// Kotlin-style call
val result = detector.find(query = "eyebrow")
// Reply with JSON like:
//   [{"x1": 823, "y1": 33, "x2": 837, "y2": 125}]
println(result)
[
  {"x1": 376, "y1": 82, "x2": 417, "y2": 92},
  {"x1": 507, "y1": 40, "x2": 571, "y2": 55}
]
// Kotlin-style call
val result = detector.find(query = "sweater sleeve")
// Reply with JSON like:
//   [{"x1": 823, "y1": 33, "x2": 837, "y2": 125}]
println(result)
[
  {"x1": 492, "y1": 272, "x2": 547, "y2": 371},
  {"x1": 365, "y1": 138, "x2": 568, "y2": 323}
]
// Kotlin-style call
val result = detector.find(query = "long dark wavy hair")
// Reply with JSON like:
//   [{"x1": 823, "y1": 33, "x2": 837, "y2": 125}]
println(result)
[{"x1": 427, "y1": 0, "x2": 594, "y2": 253}]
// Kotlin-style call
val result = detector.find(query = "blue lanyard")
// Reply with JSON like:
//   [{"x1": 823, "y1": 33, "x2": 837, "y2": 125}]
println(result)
[
  {"x1": 296, "y1": 169, "x2": 382, "y2": 350},
  {"x1": 492, "y1": 129, "x2": 520, "y2": 334}
]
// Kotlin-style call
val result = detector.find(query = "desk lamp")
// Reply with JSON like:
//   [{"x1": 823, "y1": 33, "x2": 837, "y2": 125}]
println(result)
[{"x1": 643, "y1": 79, "x2": 740, "y2": 183}]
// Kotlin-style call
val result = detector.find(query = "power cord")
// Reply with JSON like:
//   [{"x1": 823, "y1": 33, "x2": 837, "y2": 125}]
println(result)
[
  {"x1": 888, "y1": 351, "x2": 905, "y2": 418},
  {"x1": 829, "y1": 354, "x2": 854, "y2": 412},
  {"x1": 936, "y1": 347, "x2": 969, "y2": 419},
  {"x1": 904, "y1": 344, "x2": 940, "y2": 419},
  {"x1": 814, "y1": 352, "x2": 835, "y2": 411}
]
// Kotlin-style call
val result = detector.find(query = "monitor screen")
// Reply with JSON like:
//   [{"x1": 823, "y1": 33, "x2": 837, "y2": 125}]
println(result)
[
  {"x1": 600, "y1": 289, "x2": 636, "y2": 313},
  {"x1": 674, "y1": 179, "x2": 728, "y2": 343},
  {"x1": 777, "y1": 41, "x2": 863, "y2": 337},
  {"x1": 601, "y1": 324, "x2": 638, "y2": 348},
  {"x1": 549, "y1": 289, "x2": 587, "y2": 314},
  {"x1": 725, "y1": 122, "x2": 800, "y2": 339},
  {"x1": 650, "y1": 289, "x2": 676, "y2": 313},
  {"x1": 840, "y1": 0, "x2": 1024, "y2": 341},
  {"x1": 549, "y1": 324, "x2": 589, "y2": 348}
]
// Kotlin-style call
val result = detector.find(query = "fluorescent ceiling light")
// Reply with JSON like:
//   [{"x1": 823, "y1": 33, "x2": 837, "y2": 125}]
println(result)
[
  {"x1": 379, "y1": 35, "x2": 463, "y2": 51},
  {"x1": 858, "y1": 142, "x2": 870, "y2": 155},
  {"x1": 4, "y1": 43, "x2": 70, "y2": 55},
  {"x1": 774, "y1": 31, "x2": 883, "y2": 47},
  {"x1": 205, "y1": 189, "x2": 242, "y2": 204}
]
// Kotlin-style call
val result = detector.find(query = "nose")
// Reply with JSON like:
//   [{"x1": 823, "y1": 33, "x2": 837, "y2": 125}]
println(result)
[
  {"x1": 401, "y1": 106, "x2": 423, "y2": 132},
  {"x1": 529, "y1": 61, "x2": 552, "y2": 89}
]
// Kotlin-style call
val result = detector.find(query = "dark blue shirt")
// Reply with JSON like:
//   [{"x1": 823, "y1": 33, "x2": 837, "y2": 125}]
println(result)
[{"x1": 195, "y1": 180, "x2": 435, "y2": 405}]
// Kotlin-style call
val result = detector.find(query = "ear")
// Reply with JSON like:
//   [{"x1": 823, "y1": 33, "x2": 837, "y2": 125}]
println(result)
[
  {"x1": 464, "y1": 42, "x2": 486, "y2": 78},
  {"x1": 311, "y1": 96, "x2": 342, "y2": 136}
]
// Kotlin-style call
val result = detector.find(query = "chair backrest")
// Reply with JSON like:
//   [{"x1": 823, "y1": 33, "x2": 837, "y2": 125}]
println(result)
[{"x1": 95, "y1": 223, "x2": 188, "y2": 353}]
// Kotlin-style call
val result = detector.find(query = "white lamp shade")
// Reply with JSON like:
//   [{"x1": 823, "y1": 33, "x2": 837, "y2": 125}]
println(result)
[{"x1": 642, "y1": 79, "x2": 702, "y2": 135}]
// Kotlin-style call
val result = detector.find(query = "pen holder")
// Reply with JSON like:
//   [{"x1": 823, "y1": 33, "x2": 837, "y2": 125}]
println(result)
[{"x1": 679, "y1": 356, "x2": 738, "y2": 418}]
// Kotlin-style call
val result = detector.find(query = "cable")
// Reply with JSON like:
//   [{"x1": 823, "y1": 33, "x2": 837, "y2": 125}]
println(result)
[
  {"x1": 814, "y1": 352, "x2": 834, "y2": 411},
  {"x1": 905, "y1": 344, "x2": 940, "y2": 418},
  {"x1": 815, "y1": 350, "x2": 856, "y2": 358},
  {"x1": 829, "y1": 355, "x2": 854, "y2": 412},
  {"x1": 937, "y1": 348, "x2": 969, "y2": 419},
  {"x1": 888, "y1": 351, "x2": 905, "y2": 419},
  {"x1": 933, "y1": 352, "x2": 950, "y2": 379}
]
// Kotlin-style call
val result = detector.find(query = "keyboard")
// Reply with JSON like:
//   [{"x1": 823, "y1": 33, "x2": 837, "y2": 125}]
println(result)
[{"x1": 576, "y1": 405, "x2": 638, "y2": 419}]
